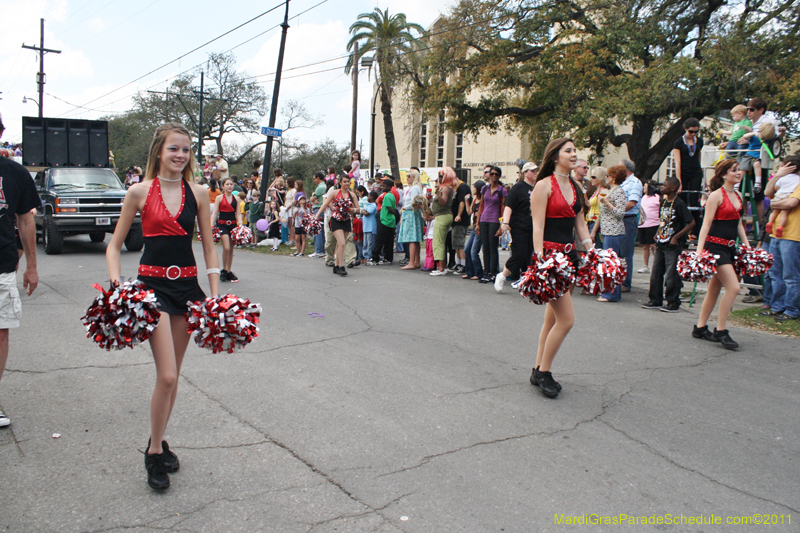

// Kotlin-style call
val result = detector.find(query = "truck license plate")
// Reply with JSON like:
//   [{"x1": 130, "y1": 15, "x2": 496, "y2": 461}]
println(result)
[{"x1": 95, "y1": 217, "x2": 111, "y2": 226}]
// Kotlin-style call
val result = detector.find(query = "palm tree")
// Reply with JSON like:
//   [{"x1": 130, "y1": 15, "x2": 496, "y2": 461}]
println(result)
[{"x1": 346, "y1": 8, "x2": 424, "y2": 182}]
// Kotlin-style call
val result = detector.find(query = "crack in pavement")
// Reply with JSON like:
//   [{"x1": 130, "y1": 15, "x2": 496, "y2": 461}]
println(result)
[
  {"x1": 176, "y1": 440, "x2": 270, "y2": 451},
  {"x1": 81, "y1": 484, "x2": 314, "y2": 533},
  {"x1": 378, "y1": 371, "x2": 640, "y2": 479},
  {"x1": 304, "y1": 492, "x2": 415, "y2": 533},
  {"x1": 442, "y1": 382, "x2": 520, "y2": 396},
  {"x1": 6, "y1": 362, "x2": 151, "y2": 374},
  {"x1": 600, "y1": 419, "x2": 800, "y2": 513},
  {"x1": 177, "y1": 373, "x2": 404, "y2": 526}
]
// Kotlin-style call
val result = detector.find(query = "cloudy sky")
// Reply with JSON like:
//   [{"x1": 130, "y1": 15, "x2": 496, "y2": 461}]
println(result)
[{"x1": 0, "y1": 0, "x2": 455, "y2": 156}]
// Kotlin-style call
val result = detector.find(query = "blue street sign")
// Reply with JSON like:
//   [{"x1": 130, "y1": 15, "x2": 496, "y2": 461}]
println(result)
[{"x1": 261, "y1": 127, "x2": 283, "y2": 137}]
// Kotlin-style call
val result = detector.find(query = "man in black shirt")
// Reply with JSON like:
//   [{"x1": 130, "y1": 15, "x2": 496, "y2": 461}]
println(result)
[
  {"x1": 451, "y1": 174, "x2": 472, "y2": 273},
  {"x1": 0, "y1": 111, "x2": 40, "y2": 427},
  {"x1": 642, "y1": 176, "x2": 695, "y2": 312},
  {"x1": 495, "y1": 161, "x2": 538, "y2": 292}
]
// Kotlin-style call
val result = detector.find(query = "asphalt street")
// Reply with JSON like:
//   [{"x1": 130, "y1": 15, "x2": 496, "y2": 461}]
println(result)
[{"x1": 1, "y1": 236, "x2": 798, "y2": 533}]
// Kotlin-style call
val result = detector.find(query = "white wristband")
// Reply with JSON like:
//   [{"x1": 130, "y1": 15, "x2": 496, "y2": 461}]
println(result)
[
  {"x1": 206, "y1": 268, "x2": 220, "y2": 275},
  {"x1": 581, "y1": 238, "x2": 592, "y2": 247}
]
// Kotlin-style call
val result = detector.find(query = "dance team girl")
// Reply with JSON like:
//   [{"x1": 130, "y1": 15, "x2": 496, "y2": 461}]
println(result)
[
  {"x1": 106, "y1": 123, "x2": 220, "y2": 490},
  {"x1": 529, "y1": 138, "x2": 593, "y2": 398}
]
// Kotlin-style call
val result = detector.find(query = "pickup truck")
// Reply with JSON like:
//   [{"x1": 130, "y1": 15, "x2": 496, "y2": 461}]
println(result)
[{"x1": 31, "y1": 166, "x2": 143, "y2": 255}]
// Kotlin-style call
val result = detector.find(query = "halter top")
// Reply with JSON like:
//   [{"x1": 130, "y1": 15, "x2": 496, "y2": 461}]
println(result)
[
  {"x1": 709, "y1": 189, "x2": 742, "y2": 242},
  {"x1": 140, "y1": 178, "x2": 198, "y2": 268},
  {"x1": 544, "y1": 175, "x2": 578, "y2": 244},
  {"x1": 714, "y1": 189, "x2": 742, "y2": 221}
]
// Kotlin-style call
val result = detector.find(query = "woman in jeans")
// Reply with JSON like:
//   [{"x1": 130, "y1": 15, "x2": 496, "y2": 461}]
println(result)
[
  {"x1": 597, "y1": 165, "x2": 628, "y2": 302},
  {"x1": 476, "y1": 166, "x2": 507, "y2": 282},
  {"x1": 463, "y1": 180, "x2": 485, "y2": 280}
]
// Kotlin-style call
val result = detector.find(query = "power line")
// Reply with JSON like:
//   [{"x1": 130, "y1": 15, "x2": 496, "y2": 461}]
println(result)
[
  {"x1": 56, "y1": 0, "x2": 623, "y2": 118},
  {"x1": 68, "y1": 2, "x2": 287, "y2": 111},
  {"x1": 57, "y1": 0, "x2": 331, "y2": 118}
]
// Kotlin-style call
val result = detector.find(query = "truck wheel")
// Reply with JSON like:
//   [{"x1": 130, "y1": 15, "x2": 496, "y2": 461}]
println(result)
[
  {"x1": 124, "y1": 225, "x2": 144, "y2": 252},
  {"x1": 43, "y1": 214, "x2": 64, "y2": 255},
  {"x1": 89, "y1": 231, "x2": 106, "y2": 243}
]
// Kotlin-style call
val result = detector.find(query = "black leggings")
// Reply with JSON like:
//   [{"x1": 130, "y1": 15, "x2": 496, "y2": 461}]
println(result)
[{"x1": 480, "y1": 222, "x2": 501, "y2": 275}]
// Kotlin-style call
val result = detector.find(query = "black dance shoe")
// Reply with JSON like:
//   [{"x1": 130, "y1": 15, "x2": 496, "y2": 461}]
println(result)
[
  {"x1": 536, "y1": 370, "x2": 560, "y2": 398},
  {"x1": 530, "y1": 366, "x2": 562, "y2": 391},
  {"x1": 712, "y1": 328, "x2": 739, "y2": 350},
  {"x1": 144, "y1": 448, "x2": 170, "y2": 490},
  {"x1": 692, "y1": 325, "x2": 718, "y2": 342}
]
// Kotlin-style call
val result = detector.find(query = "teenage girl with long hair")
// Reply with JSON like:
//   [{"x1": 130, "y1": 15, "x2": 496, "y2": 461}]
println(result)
[
  {"x1": 211, "y1": 177, "x2": 242, "y2": 282},
  {"x1": 692, "y1": 159, "x2": 749, "y2": 350},
  {"x1": 106, "y1": 123, "x2": 220, "y2": 490},
  {"x1": 530, "y1": 138, "x2": 593, "y2": 398}
]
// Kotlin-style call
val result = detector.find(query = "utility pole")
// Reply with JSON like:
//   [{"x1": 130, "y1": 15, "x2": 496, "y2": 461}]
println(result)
[
  {"x1": 350, "y1": 42, "x2": 358, "y2": 154},
  {"x1": 21, "y1": 18, "x2": 61, "y2": 118},
  {"x1": 197, "y1": 71, "x2": 204, "y2": 164},
  {"x1": 259, "y1": 0, "x2": 291, "y2": 201}
]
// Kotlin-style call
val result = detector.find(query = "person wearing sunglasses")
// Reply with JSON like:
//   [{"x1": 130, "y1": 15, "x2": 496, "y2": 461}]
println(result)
[{"x1": 672, "y1": 117, "x2": 704, "y2": 229}]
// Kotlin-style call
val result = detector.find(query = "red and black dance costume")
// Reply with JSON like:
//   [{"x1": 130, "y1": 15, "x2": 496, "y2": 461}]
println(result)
[
  {"x1": 216, "y1": 194, "x2": 238, "y2": 237},
  {"x1": 329, "y1": 189, "x2": 354, "y2": 233},
  {"x1": 704, "y1": 189, "x2": 743, "y2": 266},
  {"x1": 137, "y1": 179, "x2": 205, "y2": 315},
  {"x1": 542, "y1": 175, "x2": 581, "y2": 267}
]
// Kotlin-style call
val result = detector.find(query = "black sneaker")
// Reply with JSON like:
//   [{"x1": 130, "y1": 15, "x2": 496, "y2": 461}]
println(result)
[
  {"x1": 348, "y1": 260, "x2": 361, "y2": 268},
  {"x1": 220, "y1": 270, "x2": 229, "y2": 282},
  {"x1": 660, "y1": 302, "x2": 681, "y2": 313},
  {"x1": 227, "y1": 271, "x2": 239, "y2": 283},
  {"x1": 537, "y1": 370, "x2": 560, "y2": 398},
  {"x1": 759, "y1": 309, "x2": 783, "y2": 317},
  {"x1": 692, "y1": 325, "x2": 718, "y2": 342},
  {"x1": 339, "y1": 267, "x2": 348, "y2": 276},
  {"x1": 333, "y1": 266, "x2": 340, "y2": 275},
  {"x1": 774, "y1": 313, "x2": 799, "y2": 323},
  {"x1": 148, "y1": 438, "x2": 179, "y2": 473},
  {"x1": 713, "y1": 328, "x2": 739, "y2": 350},
  {"x1": 160, "y1": 440, "x2": 180, "y2": 473},
  {"x1": 641, "y1": 300, "x2": 662, "y2": 309},
  {"x1": 530, "y1": 366, "x2": 562, "y2": 391},
  {"x1": 144, "y1": 449, "x2": 170, "y2": 490}
]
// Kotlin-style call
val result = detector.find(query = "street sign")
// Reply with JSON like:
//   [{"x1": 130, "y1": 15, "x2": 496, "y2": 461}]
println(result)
[{"x1": 261, "y1": 127, "x2": 283, "y2": 137}]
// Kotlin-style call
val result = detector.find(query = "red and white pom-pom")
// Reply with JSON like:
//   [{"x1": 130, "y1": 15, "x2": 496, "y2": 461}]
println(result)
[
  {"x1": 230, "y1": 225, "x2": 253, "y2": 247},
  {"x1": 677, "y1": 250, "x2": 718, "y2": 282},
  {"x1": 576, "y1": 248, "x2": 627, "y2": 295},
  {"x1": 330, "y1": 197, "x2": 350, "y2": 221},
  {"x1": 303, "y1": 213, "x2": 323, "y2": 236},
  {"x1": 186, "y1": 294, "x2": 261, "y2": 354},
  {"x1": 735, "y1": 246, "x2": 774, "y2": 277},
  {"x1": 517, "y1": 251, "x2": 575, "y2": 305},
  {"x1": 198, "y1": 226, "x2": 222, "y2": 244},
  {"x1": 80, "y1": 280, "x2": 161, "y2": 350}
]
